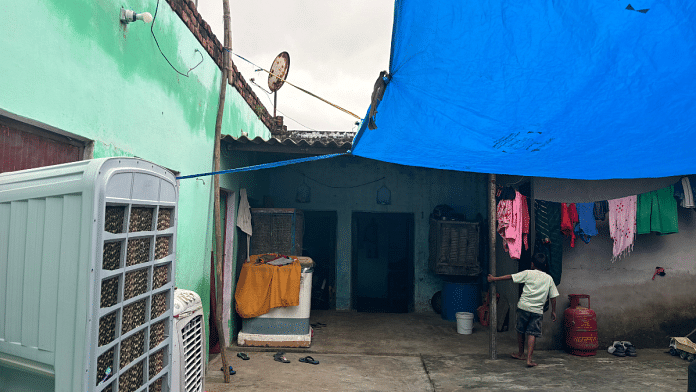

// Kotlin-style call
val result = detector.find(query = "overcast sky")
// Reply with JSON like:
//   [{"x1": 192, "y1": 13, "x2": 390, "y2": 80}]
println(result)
[{"x1": 196, "y1": 1, "x2": 394, "y2": 132}]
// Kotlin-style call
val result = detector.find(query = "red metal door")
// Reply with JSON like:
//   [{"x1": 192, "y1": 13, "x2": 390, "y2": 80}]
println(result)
[{"x1": 1, "y1": 122, "x2": 83, "y2": 173}]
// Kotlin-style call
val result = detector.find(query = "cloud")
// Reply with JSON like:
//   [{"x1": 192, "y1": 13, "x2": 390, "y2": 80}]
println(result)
[{"x1": 196, "y1": 0, "x2": 393, "y2": 131}]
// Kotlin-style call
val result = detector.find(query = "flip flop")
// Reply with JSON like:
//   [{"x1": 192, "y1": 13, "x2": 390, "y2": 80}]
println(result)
[
  {"x1": 299, "y1": 356, "x2": 319, "y2": 365},
  {"x1": 273, "y1": 352, "x2": 290, "y2": 363},
  {"x1": 237, "y1": 352, "x2": 250, "y2": 360},
  {"x1": 220, "y1": 366, "x2": 236, "y2": 375}
]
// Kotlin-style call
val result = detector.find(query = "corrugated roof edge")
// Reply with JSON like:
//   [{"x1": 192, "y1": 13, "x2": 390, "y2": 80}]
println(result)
[{"x1": 221, "y1": 134, "x2": 352, "y2": 155}]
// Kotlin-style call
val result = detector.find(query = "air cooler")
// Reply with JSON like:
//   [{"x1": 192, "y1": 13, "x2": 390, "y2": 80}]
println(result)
[
  {"x1": 0, "y1": 158, "x2": 177, "y2": 392},
  {"x1": 172, "y1": 289, "x2": 206, "y2": 392}
]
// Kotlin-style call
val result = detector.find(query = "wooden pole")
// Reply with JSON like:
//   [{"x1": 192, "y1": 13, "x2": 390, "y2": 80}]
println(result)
[
  {"x1": 489, "y1": 173, "x2": 497, "y2": 360},
  {"x1": 212, "y1": 0, "x2": 233, "y2": 383}
]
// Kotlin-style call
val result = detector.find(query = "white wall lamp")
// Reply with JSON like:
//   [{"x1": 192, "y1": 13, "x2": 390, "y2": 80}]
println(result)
[{"x1": 120, "y1": 7, "x2": 153, "y2": 24}]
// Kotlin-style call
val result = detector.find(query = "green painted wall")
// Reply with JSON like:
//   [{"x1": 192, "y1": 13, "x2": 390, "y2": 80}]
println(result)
[{"x1": 0, "y1": 0, "x2": 270, "y2": 357}]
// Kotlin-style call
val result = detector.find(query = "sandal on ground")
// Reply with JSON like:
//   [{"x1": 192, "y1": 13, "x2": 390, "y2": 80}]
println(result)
[
  {"x1": 220, "y1": 366, "x2": 236, "y2": 375},
  {"x1": 299, "y1": 356, "x2": 320, "y2": 365},
  {"x1": 274, "y1": 352, "x2": 290, "y2": 363},
  {"x1": 607, "y1": 341, "x2": 626, "y2": 357},
  {"x1": 237, "y1": 352, "x2": 250, "y2": 360},
  {"x1": 622, "y1": 341, "x2": 637, "y2": 357}
]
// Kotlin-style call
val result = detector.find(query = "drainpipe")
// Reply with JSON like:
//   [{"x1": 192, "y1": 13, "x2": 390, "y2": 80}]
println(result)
[{"x1": 489, "y1": 174, "x2": 497, "y2": 360}]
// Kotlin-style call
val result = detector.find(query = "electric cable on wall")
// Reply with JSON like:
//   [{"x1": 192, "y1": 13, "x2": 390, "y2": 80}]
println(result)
[{"x1": 151, "y1": 0, "x2": 203, "y2": 77}]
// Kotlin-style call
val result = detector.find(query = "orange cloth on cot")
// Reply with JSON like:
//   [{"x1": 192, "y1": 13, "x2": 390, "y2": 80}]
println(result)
[{"x1": 234, "y1": 255, "x2": 302, "y2": 319}]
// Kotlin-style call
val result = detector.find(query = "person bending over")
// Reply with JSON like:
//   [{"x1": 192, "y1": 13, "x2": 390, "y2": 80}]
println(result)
[{"x1": 487, "y1": 254, "x2": 559, "y2": 367}]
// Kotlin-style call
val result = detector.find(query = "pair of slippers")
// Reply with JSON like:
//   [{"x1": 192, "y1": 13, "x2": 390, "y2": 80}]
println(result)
[
  {"x1": 273, "y1": 352, "x2": 320, "y2": 365},
  {"x1": 608, "y1": 341, "x2": 637, "y2": 357}
]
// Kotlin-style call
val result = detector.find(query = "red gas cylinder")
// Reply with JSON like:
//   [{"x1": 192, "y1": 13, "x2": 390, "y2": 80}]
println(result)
[{"x1": 564, "y1": 294, "x2": 598, "y2": 356}]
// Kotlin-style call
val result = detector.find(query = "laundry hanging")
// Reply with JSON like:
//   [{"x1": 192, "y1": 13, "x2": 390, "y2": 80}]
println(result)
[
  {"x1": 636, "y1": 185, "x2": 678, "y2": 235},
  {"x1": 674, "y1": 176, "x2": 696, "y2": 209},
  {"x1": 534, "y1": 200, "x2": 562, "y2": 285},
  {"x1": 496, "y1": 190, "x2": 529, "y2": 260},
  {"x1": 593, "y1": 200, "x2": 609, "y2": 221},
  {"x1": 561, "y1": 203, "x2": 579, "y2": 247},
  {"x1": 574, "y1": 202, "x2": 598, "y2": 244},
  {"x1": 608, "y1": 196, "x2": 637, "y2": 262}
]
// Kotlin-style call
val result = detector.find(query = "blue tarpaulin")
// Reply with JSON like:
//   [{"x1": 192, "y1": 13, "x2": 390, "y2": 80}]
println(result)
[{"x1": 351, "y1": 1, "x2": 696, "y2": 179}]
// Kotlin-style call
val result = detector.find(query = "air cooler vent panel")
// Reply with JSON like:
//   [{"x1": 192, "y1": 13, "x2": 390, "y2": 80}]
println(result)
[
  {"x1": 172, "y1": 289, "x2": 205, "y2": 392},
  {"x1": 0, "y1": 158, "x2": 177, "y2": 391}
]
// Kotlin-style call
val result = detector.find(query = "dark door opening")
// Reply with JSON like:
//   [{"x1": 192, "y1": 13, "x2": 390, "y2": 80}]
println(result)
[
  {"x1": 352, "y1": 212, "x2": 414, "y2": 313},
  {"x1": 303, "y1": 211, "x2": 337, "y2": 310}
]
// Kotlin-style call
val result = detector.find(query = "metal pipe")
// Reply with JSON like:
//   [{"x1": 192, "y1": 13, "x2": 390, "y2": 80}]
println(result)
[{"x1": 489, "y1": 173, "x2": 497, "y2": 360}]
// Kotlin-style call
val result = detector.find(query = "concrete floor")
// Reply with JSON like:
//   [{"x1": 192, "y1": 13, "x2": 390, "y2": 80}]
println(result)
[{"x1": 205, "y1": 310, "x2": 691, "y2": 391}]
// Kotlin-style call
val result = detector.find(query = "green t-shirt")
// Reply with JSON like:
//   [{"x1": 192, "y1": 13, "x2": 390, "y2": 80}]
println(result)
[{"x1": 512, "y1": 269, "x2": 559, "y2": 314}]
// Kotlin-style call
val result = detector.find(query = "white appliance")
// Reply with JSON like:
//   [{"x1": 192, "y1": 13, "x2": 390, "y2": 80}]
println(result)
[
  {"x1": 0, "y1": 158, "x2": 177, "y2": 392},
  {"x1": 172, "y1": 289, "x2": 206, "y2": 392}
]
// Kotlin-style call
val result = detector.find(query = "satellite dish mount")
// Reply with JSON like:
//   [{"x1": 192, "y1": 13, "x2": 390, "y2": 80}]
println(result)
[{"x1": 268, "y1": 52, "x2": 290, "y2": 117}]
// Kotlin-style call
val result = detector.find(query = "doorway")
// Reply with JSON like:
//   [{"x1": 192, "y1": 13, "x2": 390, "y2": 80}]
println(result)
[
  {"x1": 352, "y1": 212, "x2": 414, "y2": 313},
  {"x1": 303, "y1": 211, "x2": 337, "y2": 310}
]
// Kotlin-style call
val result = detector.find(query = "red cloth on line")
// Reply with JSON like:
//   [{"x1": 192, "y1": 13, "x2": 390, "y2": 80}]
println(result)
[{"x1": 561, "y1": 203, "x2": 579, "y2": 247}]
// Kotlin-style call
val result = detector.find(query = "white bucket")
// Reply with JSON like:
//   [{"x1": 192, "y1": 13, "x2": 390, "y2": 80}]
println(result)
[{"x1": 456, "y1": 312, "x2": 474, "y2": 334}]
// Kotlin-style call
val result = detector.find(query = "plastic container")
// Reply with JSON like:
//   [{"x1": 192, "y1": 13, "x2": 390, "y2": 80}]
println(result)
[
  {"x1": 442, "y1": 282, "x2": 479, "y2": 321},
  {"x1": 456, "y1": 312, "x2": 474, "y2": 334}
]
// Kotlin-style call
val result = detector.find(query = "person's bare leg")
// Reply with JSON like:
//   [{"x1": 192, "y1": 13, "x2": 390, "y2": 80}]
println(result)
[
  {"x1": 526, "y1": 335, "x2": 537, "y2": 367},
  {"x1": 511, "y1": 332, "x2": 525, "y2": 360}
]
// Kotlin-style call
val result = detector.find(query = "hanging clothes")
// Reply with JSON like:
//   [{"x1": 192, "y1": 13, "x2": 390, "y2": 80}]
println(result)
[
  {"x1": 561, "y1": 203, "x2": 579, "y2": 247},
  {"x1": 237, "y1": 189, "x2": 253, "y2": 262},
  {"x1": 637, "y1": 185, "x2": 678, "y2": 235},
  {"x1": 674, "y1": 176, "x2": 695, "y2": 208},
  {"x1": 593, "y1": 200, "x2": 609, "y2": 221},
  {"x1": 497, "y1": 190, "x2": 529, "y2": 259},
  {"x1": 608, "y1": 196, "x2": 637, "y2": 261},
  {"x1": 574, "y1": 202, "x2": 598, "y2": 244},
  {"x1": 534, "y1": 200, "x2": 562, "y2": 285}
]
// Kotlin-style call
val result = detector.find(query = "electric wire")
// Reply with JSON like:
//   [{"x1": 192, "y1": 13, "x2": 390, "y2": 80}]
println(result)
[
  {"x1": 226, "y1": 49, "x2": 362, "y2": 119},
  {"x1": 299, "y1": 171, "x2": 386, "y2": 189},
  {"x1": 151, "y1": 0, "x2": 203, "y2": 77},
  {"x1": 249, "y1": 77, "x2": 318, "y2": 131}
]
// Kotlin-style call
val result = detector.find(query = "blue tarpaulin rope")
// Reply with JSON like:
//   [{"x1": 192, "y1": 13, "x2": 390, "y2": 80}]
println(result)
[{"x1": 176, "y1": 152, "x2": 349, "y2": 180}]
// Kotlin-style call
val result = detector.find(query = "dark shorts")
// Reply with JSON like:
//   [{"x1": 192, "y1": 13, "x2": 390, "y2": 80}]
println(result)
[{"x1": 516, "y1": 309, "x2": 543, "y2": 337}]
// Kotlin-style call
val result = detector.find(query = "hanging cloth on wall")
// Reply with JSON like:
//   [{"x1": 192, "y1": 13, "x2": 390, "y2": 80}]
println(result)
[
  {"x1": 636, "y1": 185, "x2": 679, "y2": 235},
  {"x1": 574, "y1": 202, "x2": 598, "y2": 244},
  {"x1": 496, "y1": 190, "x2": 529, "y2": 259},
  {"x1": 237, "y1": 189, "x2": 253, "y2": 262},
  {"x1": 534, "y1": 200, "x2": 563, "y2": 285},
  {"x1": 608, "y1": 196, "x2": 637, "y2": 261},
  {"x1": 561, "y1": 203, "x2": 579, "y2": 247},
  {"x1": 593, "y1": 200, "x2": 609, "y2": 221}
]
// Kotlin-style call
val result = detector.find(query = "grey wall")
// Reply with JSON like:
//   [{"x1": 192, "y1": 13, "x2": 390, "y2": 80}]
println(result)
[{"x1": 265, "y1": 155, "x2": 488, "y2": 311}]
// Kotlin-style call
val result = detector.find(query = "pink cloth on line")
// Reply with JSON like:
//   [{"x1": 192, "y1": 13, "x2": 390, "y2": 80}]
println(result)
[
  {"x1": 497, "y1": 190, "x2": 529, "y2": 259},
  {"x1": 608, "y1": 195, "x2": 637, "y2": 262}
]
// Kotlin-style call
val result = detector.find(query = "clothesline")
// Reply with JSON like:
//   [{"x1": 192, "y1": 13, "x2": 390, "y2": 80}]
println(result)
[{"x1": 496, "y1": 176, "x2": 695, "y2": 284}]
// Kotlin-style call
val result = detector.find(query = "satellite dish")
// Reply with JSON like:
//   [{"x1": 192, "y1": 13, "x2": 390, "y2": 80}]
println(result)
[{"x1": 268, "y1": 52, "x2": 290, "y2": 92}]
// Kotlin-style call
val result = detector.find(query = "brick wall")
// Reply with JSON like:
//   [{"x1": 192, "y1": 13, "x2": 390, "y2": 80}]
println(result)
[{"x1": 166, "y1": 0, "x2": 286, "y2": 134}]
